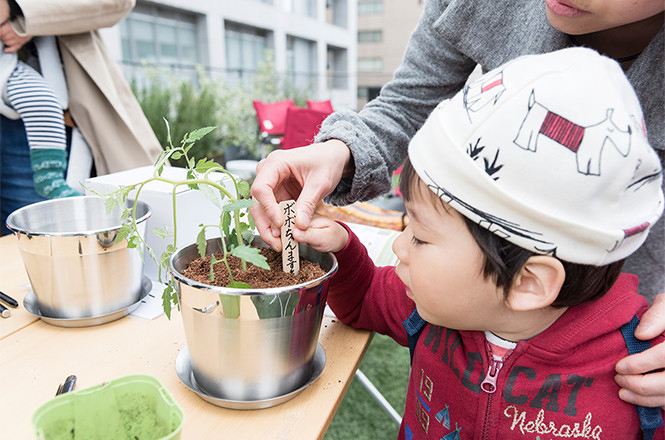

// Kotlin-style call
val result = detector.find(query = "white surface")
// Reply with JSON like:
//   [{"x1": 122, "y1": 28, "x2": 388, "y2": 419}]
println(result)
[
  {"x1": 85, "y1": 166, "x2": 234, "y2": 280},
  {"x1": 130, "y1": 278, "x2": 168, "y2": 320}
]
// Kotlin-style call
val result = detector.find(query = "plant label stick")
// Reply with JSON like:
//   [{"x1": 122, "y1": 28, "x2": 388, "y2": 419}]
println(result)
[{"x1": 280, "y1": 200, "x2": 300, "y2": 275}]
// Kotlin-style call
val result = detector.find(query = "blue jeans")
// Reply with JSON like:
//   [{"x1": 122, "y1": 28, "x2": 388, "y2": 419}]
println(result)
[{"x1": 1, "y1": 115, "x2": 71, "y2": 235}]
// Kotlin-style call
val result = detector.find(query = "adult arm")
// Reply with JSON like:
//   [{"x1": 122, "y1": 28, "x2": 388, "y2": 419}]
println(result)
[
  {"x1": 315, "y1": 0, "x2": 476, "y2": 206},
  {"x1": 11, "y1": 0, "x2": 134, "y2": 36},
  {"x1": 251, "y1": 0, "x2": 476, "y2": 247},
  {"x1": 615, "y1": 293, "x2": 665, "y2": 408}
]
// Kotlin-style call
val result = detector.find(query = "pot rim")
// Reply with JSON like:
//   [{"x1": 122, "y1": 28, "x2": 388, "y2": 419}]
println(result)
[
  {"x1": 6, "y1": 196, "x2": 151, "y2": 237},
  {"x1": 168, "y1": 238, "x2": 338, "y2": 296}
]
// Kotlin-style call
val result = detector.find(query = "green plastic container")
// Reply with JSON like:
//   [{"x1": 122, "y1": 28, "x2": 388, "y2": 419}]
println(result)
[{"x1": 32, "y1": 375, "x2": 184, "y2": 440}]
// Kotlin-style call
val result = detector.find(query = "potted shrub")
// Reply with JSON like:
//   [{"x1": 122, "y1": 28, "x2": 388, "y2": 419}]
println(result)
[{"x1": 96, "y1": 122, "x2": 337, "y2": 407}]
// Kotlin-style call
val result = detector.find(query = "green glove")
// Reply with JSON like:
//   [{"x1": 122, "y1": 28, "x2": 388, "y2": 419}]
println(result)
[{"x1": 30, "y1": 148, "x2": 81, "y2": 198}]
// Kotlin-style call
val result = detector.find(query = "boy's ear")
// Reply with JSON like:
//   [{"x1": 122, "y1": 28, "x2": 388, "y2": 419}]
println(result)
[{"x1": 507, "y1": 256, "x2": 565, "y2": 312}]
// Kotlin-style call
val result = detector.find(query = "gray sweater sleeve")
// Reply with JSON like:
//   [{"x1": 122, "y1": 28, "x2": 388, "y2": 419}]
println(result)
[{"x1": 315, "y1": 0, "x2": 476, "y2": 206}]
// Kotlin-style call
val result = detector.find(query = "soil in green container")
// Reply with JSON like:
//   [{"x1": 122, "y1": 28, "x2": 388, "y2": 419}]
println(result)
[
  {"x1": 117, "y1": 392, "x2": 171, "y2": 439},
  {"x1": 42, "y1": 391, "x2": 174, "y2": 440}
]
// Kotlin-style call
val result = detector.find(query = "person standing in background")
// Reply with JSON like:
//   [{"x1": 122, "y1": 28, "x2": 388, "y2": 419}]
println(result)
[{"x1": 0, "y1": 0, "x2": 162, "y2": 234}]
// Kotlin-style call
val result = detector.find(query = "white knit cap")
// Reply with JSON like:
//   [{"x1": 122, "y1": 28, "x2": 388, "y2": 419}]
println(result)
[{"x1": 408, "y1": 48, "x2": 663, "y2": 265}]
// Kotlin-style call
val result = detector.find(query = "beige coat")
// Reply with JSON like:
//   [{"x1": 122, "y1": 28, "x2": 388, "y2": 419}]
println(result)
[{"x1": 11, "y1": 0, "x2": 162, "y2": 175}]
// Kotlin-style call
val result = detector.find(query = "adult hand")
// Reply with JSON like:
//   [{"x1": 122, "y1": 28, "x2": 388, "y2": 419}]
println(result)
[
  {"x1": 0, "y1": 20, "x2": 31, "y2": 53},
  {"x1": 250, "y1": 139, "x2": 352, "y2": 251},
  {"x1": 615, "y1": 293, "x2": 665, "y2": 408}
]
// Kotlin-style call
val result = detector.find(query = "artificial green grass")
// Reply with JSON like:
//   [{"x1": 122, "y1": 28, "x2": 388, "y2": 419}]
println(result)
[{"x1": 324, "y1": 333, "x2": 411, "y2": 439}]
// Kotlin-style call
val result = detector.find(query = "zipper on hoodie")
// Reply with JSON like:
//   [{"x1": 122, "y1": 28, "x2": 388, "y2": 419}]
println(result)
[{"x1": 480, "y1": 339, "x2": 514, "y2": 440}]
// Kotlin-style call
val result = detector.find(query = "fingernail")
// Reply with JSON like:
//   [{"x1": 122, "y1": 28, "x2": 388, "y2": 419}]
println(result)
[
  {"x1": 637, "y1": 322, "x2": 653, "y2": 333},
  {"x1": 618, "y1": 388, "x2": 636, "y2": 404},
  {"x1": 614, "y1": 374, "x2": 627, "y2": 387}
]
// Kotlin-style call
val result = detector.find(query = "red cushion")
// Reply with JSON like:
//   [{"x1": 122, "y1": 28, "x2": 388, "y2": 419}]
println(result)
[
  {"x1": 282, "y1": 107, "x2": 332, "y2": 150},
  {"x1": 253, "y1": 99, "x2": 295, "y2": 135},
  {"x1": 306, "y1": 99, "x2": 334, "y2": 113}
]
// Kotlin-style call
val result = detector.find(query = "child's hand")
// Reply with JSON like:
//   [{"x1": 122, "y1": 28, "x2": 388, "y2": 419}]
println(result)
[{"x1": 292, "y1": 214, "x2": 349, "y2": 254}]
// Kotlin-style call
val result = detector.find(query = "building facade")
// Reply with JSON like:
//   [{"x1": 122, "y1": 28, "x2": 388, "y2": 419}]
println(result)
[
  {"x1": 99, "y1": 0, "x2": 358, "y2": 110},
  {"x1": 356, "y1": 0, "x2": 423, "y2": 108}
]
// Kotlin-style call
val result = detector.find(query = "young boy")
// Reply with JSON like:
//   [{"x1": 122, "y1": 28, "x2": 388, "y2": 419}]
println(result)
[{"x1": 296, "y1": 48, "x2": 665, "y2": 439}]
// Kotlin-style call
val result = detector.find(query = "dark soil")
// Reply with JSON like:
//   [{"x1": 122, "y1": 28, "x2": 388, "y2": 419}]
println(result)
[{"x1": 182, "y1": 247, "x2": 326, "y2": 288}]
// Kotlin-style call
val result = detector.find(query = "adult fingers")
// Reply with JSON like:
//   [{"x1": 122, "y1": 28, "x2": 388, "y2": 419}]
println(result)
[
  {"x1": 615, "y1": 340, "x2": 665, "y2": 408},
  {"x1": 251, "y1": 152, "x2": 304, "y2": 249},
  {"x1": 252, "y1": 153, "x2": 292, "y2": 227},
  {"x1": 634, "y1": 293, "x2": 665, "y2": 340},
  {"x1": 249, "y1": 201, "x2": 282, "y2": 252},
  {"x1": 615, "y1": 370, "x2": 665, "y2": 408},
  {"x1": 616, "y1": 339, "x2": 665, "y2": 375},
  {"x1": 294, "y1": 176, "x2": 333, "y2": 231}
]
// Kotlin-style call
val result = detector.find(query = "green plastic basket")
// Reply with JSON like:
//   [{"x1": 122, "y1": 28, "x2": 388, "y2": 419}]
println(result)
[{"x1": 32, "y1": 374, "x2": 184, "y2": 440}]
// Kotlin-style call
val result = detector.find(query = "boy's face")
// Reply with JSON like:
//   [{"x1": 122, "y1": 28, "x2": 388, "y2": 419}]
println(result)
[
  {"x1": 544, "y1": 0, "x2": 664, "y2": 35},
  {"x1": 392, "y1": 183, "x2": 504, "y2": 331}
]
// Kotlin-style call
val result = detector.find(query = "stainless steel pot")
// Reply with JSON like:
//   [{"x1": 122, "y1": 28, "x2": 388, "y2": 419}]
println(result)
[
  {"x1": 6, "y1": 196, "x2": 151, "y2": 319},
  {"x1": 170, "y1": 236, "x2": 337, "y2": 402}
]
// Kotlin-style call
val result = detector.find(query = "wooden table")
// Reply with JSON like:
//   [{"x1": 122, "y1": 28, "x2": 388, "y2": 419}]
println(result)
[{"x1": 0, "y1": 234, "x2": 372, "y2": 439}]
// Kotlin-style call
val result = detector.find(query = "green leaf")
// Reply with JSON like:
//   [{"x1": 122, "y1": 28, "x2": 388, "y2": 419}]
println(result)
[
  {"x1": 152, "y1": 227, "x2": 168, "y2": 239},
  {"x1": 105, "y1": 197, "x2": 118, "y2": 215},
  {"x1": 228, "y1": 281, "x2": 251, "y2": 289},
  {"x1": 196, "y1": 228, "x2": 208, "y2": 258},
  {"x1": 231, "y1": 245, "x2": 269, "y2": 270},
  {"x1": 200, "y1": 182, "x2": 221, "y2": 209},
  {"x1": 171, "y1": 151, "x2": 182, "y2": 160},
  {"x1": 127, "y1": 235, "x2": 140, "y2": 249},
  {"x1": 221, "y1": 211, "x2": 231, "y2": 238},
  {"x1": 240, "y1": 224, "x2": 255, "y2": 245},
  {"x1": 188, "y1": 126, "x2": 216, "y2": 142},
  {"x1": 223, "y1": 199, "x2": 257, "y2": 212},
  {"x1": 237, "y1": 180, "x2": 251, "y2": 199},
  {"x1": 122, "y1": 185, "x2": 135, "y2": 198},
  {"x1": 186, "y1": 170, "x2": 199, "y2": 190},
  {"x1": 162, "y1": 285, "x2": 174, "y2": 320},
  {"x1": 114, "y1": 223, "x2": 131, "y2": 244},
  {"x1": 195, "y1": 157, "x2": 220, "y2": 174}
]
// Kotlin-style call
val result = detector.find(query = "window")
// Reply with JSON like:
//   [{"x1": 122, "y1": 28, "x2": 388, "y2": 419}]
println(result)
[
  {"x1": 287, "y1": 36, "x2": 317, "y2": 90},
  {"x1": 225, "y1": 22, "x2": 270, "y2": 86},
  {"x1": 283, "y1": 0, "x2": 317, "y2": 17},
  {"x1": 358, "y1": 0, "x2": 383, "y2": 14},
  {"x1": 358, "y1": 57, "x2": 383, "y2": 72},
  {"x1": 327, "y1": 46, "x2": 348, "y2": 89},
  {"x1": 358, "y1": 30, "x2": 382, "y2": 43},
  {"x1": 326, "y1": 0, "x2": 348, "y2": 27},
  {"x1": 120, "y1": 4, "x2": 200, "y2": 79}
]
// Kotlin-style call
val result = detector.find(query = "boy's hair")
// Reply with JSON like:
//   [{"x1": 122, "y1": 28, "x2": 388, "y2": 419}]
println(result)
[{"x1": 400, "y1": 159, "x2": 625, "y2": 307}]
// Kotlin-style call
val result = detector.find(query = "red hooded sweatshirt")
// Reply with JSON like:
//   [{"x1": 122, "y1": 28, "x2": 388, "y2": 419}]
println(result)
[{"x1": 328, "y1": 226, "x2": 665, "y2": 440}]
